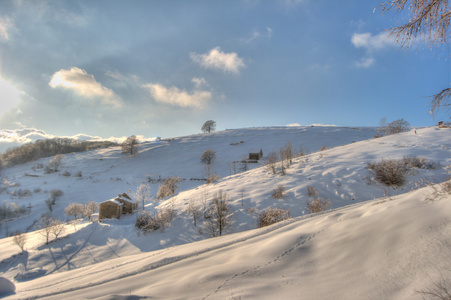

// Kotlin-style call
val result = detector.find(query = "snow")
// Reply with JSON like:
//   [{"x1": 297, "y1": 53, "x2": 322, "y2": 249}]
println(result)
[{"x1": 0, "y1": 125, "x2": 450, "y2": 299}]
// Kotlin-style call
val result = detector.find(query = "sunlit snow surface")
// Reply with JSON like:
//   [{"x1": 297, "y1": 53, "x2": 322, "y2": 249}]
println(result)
[{"x1": 0, "y1": 126, "x2": 450, "y2": 299}]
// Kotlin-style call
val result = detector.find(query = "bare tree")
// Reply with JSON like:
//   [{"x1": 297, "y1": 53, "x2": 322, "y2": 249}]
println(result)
[
  {"x1": 264, "y1": 152, "x2": 279, "y2": 174},
  {"x1": 50, "y1": 218, "x2": 65, "y2": 240},
  {"x1": 65, "y1": 203, "x2": 85, "y2": 221},
  {"x1": 83, "y1": 201, "x2": 98, "y2": 221},
  {"x1": 45, "y1": 154, "x2": 63, "y2": 173},
  {"x1": 201, "y1": 120, "x2": 216, "y2": 133},
  {"x1": 202, "y1": 190, "x2": 233, "y2": 237},
  {"x1": 381, "y1": 0, "x2": 450, "y2": 117},
  {"x1": 385, "y1": 118, "x2": 410, "y2": 135},
  {"x1": 121, "y1": 135, "x2": 139, "y2": 156},
  {"x1": 201, "y1": 149, "x2": 216, "y2": 165},
  {"x1": 135, "y1": 183, "x2": 151, "y2": 210},
  {"x1": 13, "y1": 231, "x2": 27, "y2": 253},
  {"x1": 38, "y1": 213, "x2": 54, "y2": 244},
  {"x1": 186, "y1": 199, "x2": 202, "y2": 227}
]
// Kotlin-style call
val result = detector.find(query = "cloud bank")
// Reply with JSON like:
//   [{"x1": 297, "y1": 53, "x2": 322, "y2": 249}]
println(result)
[
  {"x1": 190, "y1": 47, "x2": 246, "y2": 74},
  {"x1": 49, "y1": 67, "x2": 121, "y2": 107},
  {"x1": 0, "y1": 128, "x2": 158, "y2": 153}
]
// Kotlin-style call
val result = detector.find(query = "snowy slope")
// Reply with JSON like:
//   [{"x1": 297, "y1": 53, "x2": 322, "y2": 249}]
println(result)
[
  {"x1": 3, "y1": 182, "x2": 451, "y2": 299},
  {"x1": 0, "y1": 125, "x2": 450, "y2": 299}
]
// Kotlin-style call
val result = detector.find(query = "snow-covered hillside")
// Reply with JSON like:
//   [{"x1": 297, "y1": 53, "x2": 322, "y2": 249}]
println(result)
[{"x1": 0, "y1": 125, "x2": 450, "y2": 299}]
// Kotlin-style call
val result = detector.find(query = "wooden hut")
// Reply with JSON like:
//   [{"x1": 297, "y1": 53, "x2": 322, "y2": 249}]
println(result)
[
  {"x1": 249, "y1": 149, "x2": 263, "y2": 161},
  {"x1": 99, "y1": 199, "x2": 123, "y2": 221}
]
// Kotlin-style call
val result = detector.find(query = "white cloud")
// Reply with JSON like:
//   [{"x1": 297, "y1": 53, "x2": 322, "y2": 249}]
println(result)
[
  {"x1": 191, "y1": 77, "x2": 208, "y2": 89},
  {"x1": 351, "y1": 32, "x2": 394, "y2": 51},
  {"x1": 49, "y1": 67, "x2": 121, "y2": 107},
  {"x1": 0, "y1": 16, "x2": 13, "y2": 41},
  {"x1": 143, "y1": 83, "x2": 212, "y2": 109},
  {"x1": 351, "y1": 32, "x2": 395, "y2": 68},
  {"x1": 243, "y1": 27, "x2": 273, "y2": 43},
  {"x1": 190, "y1": 47, "x2": 246, "y2": 74},
  {"x1": 355, "y1": 57, "x2": 376, "y2": 68}
]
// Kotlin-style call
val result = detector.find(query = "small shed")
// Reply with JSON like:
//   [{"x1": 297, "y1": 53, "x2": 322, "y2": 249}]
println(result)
[
  {"x1": 249, "y1": 149, "x2": 263, "y2": 161},
  {"x1": 99, "y1": 199, "x2": 123, "y2": 221},
  {"x1": 115, "y1": 193, "x2": 138, "y2": 214}
]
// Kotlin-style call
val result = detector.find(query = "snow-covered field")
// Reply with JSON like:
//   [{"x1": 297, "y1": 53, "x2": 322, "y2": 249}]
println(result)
[{"x1": 0, "y1": 125, "x2": 450, "y2": 299}]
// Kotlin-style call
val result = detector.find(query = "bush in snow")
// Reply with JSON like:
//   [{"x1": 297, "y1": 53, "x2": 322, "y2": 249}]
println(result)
[
  {"x1": 45, "y1": 154, "x2": 63, "y2": 173},
  {"x1": 156, "y1": 177, "x2": 181, "y2": 200},
  {"x1": 135, "y1": 207, "x2": 175, "y2": 233},
  {"x1": 207, "y1": 173, "x2": 220, "y2": 184},
  {"x1": 272, "y1": 185, "x2": 286, "y2": 199},
  {"x1": 46, "y1": 189, "x2": 63, "y2": 212},
  {"x1": 307, "y1": 185, "x2": 319, "y2": 198},
  {"x1": 306, "y1": 197, "x2": 331, "y2": 214},
  {"x1": 12, "y1": 189, "x2": 31, "y2": 198},
  {"x1": 368, "y1": 159, "x2": 408, "y2": 186},
  {"x1": 62, "y1": 171, "x2": 71, "y2": 177},
  {"x1": 258, "y1": 207, "x2": 291, "y2": 228},
  {"x1": 0, "y1": 203, "x2": 28, "y2": 221}
]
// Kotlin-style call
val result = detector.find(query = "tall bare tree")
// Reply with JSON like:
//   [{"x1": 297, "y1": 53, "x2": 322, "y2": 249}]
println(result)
[{"x1": 381, "y1": 0, "x2": 450, "y2": 117}]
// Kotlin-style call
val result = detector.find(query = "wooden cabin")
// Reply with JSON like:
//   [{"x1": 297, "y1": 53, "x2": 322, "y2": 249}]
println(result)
[{"x1": 249, "y1": 149, "x2": 263, "y2": 161}]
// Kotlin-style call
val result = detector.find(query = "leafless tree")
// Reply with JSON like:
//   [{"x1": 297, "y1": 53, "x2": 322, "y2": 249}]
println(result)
[
  {"x1": 380, "y1": 0, "x2": 450, "y2": 117},
  {"x1": 65, "y1": 203, "x2": 85, "y2": 221},
  {"x1": 135, "y1": 183, "x2": 152, "y2": 210},
  {"x1": 83, "y1": 201, "x2": 98, "y2": 221},
  {"x1": 201, "y1": 120, "x2": 216, "y2": 133},
  {"x1": 186, "y1": 199, "x2": 202, "y2": 227},
  {"x1": 50, "y1": 218, "x2": 65, "y2": 240},
  {"x1": 45, "y1": 154, "x2": 63, "y2": 173},
  {"x1": 201, "y1": 149, "x2": 216, "y2": 165},
  {"x1": 202, "y1": 190, "x2": 233, "y2": 237},
  {"x1": 13, "y1": 231, "x2": 27, "y2": 252},
  {"x1": 121, "y1": 135, "x2": 139, "y2": 156},
  {"x1": 38, "y1": 213, "x2": 54, "y2": 244},
  {"x1": 265, "y1": 152, "x2": 279, "y2": 174},
  {"x1": 385, "y1": 118, "x2": 410, "y2": 135}
]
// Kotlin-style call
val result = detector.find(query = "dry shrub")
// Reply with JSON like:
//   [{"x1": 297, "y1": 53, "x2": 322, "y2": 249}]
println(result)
[
  {"x1": 403, "y1": 155, "x2": 440, "y2": 170},
  {"x1": 258, "y1": 207, "x2": 290, "y2": 228},
  {"x1": 368, "y1": 159, "x2": 407, "y2": 186},
  {"x1": 306, "y1": 197, "x2": 331, "y2": 213},
  {"x1": 207, "y1": 174, "x2": 220, "y2": 184},
  {"x1": 272, "y1": 185, "x2": 286, "y2": 199},
  {"x1": 135, "y1": 207, "x2": 175, "y2": 233},
  {"x1": 307, "y1": 185, "x2": 319, "y2": 198}
]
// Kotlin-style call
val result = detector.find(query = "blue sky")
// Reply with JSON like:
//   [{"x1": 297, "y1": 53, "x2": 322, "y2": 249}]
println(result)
[{"x1": 0, "y1": 0, "x2": 449, "y2": 140}]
